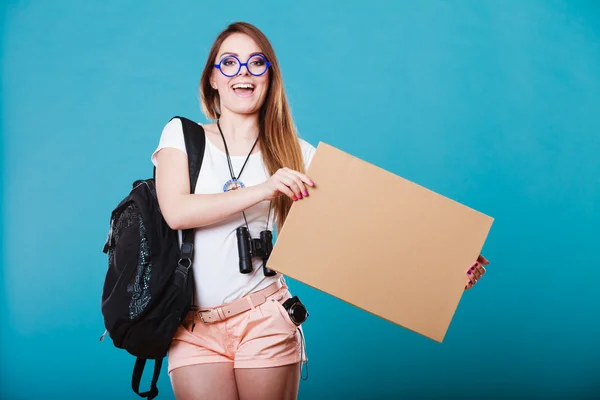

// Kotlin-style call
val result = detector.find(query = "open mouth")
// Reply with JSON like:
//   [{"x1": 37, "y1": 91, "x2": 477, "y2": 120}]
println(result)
[{"x1": 232, "y1": 83, "x2": 255, "y2": 97}]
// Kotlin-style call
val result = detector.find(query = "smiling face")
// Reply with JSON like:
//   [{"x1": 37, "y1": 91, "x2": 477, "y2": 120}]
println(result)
[{"x1": 210, "y1": 33, "x2": 270, "y2": 117}]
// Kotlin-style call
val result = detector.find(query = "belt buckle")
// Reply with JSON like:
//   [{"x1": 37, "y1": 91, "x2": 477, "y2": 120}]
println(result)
[{"x1": 198, "y1": 310, "x2": 211, "y2": 324}]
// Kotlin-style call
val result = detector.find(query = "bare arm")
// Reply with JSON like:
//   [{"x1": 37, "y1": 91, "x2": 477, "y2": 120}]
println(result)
[
  {"x1": 155, "y1": 147, "x2": 315, "y2": 231},
  {"x1": 155, "y1": 148, "x2": 267, "y2": 230}
]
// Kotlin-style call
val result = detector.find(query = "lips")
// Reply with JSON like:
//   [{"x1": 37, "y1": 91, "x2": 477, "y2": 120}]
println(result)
[{"x1": 231, "y1": 82, "x2": 255, "y2": 97}]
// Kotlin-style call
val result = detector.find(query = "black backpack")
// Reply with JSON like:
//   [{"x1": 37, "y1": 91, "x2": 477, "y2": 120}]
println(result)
[{"x1": 100, "y1": 116, "x2": 205, "y2": 399}]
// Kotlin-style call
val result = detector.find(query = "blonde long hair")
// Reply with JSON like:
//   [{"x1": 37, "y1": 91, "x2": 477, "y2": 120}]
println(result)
[{"x1": 199, "y1": 22, "x2": 305, "y2": 232}]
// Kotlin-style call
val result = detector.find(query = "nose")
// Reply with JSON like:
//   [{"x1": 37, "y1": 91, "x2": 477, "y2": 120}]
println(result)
[{"x1": 237, "y1": 62, "x2": 251, "y2": 76}]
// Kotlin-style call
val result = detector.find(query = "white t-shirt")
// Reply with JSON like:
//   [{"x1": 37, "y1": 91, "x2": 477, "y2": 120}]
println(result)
[{"x1": 151, "y1": 118, "x2": 316, "y2": 308}]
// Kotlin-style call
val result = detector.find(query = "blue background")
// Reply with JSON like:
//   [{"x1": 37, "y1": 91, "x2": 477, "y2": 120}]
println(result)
[{"x1": 2, "y1": 1, "x2": 599, "y2": 399}]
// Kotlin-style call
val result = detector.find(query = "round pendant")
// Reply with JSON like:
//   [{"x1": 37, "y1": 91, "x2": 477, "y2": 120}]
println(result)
[{"x1": 223, "y1": 178, "x2": 245, "y2": 192}]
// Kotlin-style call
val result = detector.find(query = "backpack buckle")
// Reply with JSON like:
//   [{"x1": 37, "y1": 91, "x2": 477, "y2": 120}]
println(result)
[
  {"x1": 181, "y1": 242, "x2": 193, "y2": 259},
  {"x1": 177, "y1": 242, "x2": 193, "y2": 272},
  {"x1": 177, "y1": 257, "x2": 192, "y2": 270}
]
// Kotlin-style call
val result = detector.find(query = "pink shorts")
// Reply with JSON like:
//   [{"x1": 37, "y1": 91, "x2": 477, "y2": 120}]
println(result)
[{"x1": 167, "y1": 280, "x2": 306, "y2": 373}]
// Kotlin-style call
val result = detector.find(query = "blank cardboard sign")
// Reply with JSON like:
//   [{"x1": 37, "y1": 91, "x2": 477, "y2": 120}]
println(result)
[{"x1": 268, "y1": 142, "x2": 494, "y2": 343}]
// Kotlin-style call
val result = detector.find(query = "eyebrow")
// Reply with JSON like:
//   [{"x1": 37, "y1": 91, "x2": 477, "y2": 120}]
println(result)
[{"x1": 218, "y1": 51, "x2": 264, "y2": 59}]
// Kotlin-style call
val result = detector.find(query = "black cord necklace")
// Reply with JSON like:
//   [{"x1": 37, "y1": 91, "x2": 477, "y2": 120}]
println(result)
[
  {"x1": 217, "y1": 119, "x2": 259, "y2": 192},
  {"x1": 216, "y1": 120, "x2": 272, "y2": 230}
]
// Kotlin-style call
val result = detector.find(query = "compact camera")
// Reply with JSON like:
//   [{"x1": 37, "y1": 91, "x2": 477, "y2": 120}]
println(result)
[
  {"x1": 236, "y1": 227, "x2": 277, "y2": 276},
  {"x1": 282, "y1": 296, "x2": 309, "y2": 326}
]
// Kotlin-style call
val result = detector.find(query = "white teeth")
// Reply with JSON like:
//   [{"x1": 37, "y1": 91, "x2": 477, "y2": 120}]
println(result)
[{"x1": 232, "y1": 83, "x2": 254, "y2": 89}]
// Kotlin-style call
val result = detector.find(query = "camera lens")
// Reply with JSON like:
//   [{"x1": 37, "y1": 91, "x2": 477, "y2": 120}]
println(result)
[{"x1": 290, "y1": 304, "x2": 308, "y2": 325}]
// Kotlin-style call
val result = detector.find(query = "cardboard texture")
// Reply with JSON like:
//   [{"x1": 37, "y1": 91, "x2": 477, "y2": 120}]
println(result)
[{"x1": 268, "y1": 142, "x2": 494, "y2": 343}]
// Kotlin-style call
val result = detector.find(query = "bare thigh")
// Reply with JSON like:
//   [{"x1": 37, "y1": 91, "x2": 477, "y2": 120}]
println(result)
[
  {"x1": 170, "y1": 363, "x2": 239, "y2": 400},
  {"x1": 235, "y1": 363, "x2": 301, "y2": 400}
]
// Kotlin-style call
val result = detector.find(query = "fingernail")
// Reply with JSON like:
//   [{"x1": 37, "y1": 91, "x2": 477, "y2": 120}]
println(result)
[
  {"x1": 299, "y1": 194, "x2": 303, "y2": 199},
  {"x1": 310, "y1": 181, "x2": 315, "y2": 186},
  {"x1": 293, "y1": 196, "x2": 298, "y2": 201},
  {"x1": 467, "y1": 271, "x2": 471, "y2": 275},
  {"x1": 304, "y1": 191, "x2": 309, "y2": 196}
]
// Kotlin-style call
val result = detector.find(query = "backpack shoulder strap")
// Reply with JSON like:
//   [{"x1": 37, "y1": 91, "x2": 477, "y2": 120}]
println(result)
[
  {"x1": 170, "y1": 116, "x2": 205, "y2": 247},
  {"x1": 152, "y1": 116, "x2": 206, "y2": 193},
  {"x1": 173, "y1": 116, "x2": 206, "y2": 194}
]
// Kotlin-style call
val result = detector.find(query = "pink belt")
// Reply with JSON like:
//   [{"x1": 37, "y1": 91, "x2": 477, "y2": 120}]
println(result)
[{"x1": 187, "y1": 279, "x2": 284, "y2": 324}]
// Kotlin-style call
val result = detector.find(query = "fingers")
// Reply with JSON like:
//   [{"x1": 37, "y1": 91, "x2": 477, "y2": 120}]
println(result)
[
  {"x1": 278, "y1": 174, "x2": 305, "y2": 200},
  {"x1": 465, "y1": 261, "x2": 486, "y2": 290},
  {"x1": 477, "y1": 254, "x2": 490, "y2": 265},
  {"x1": 282, "y1": 169, "x2": 310, "y2": 198},
  {"x1": 284, "y1": 168, "x2": 315, "y2": 188},
  {"x1": 475, "y1": 262, "x2": 486, "y2": 277},
  {"x1": 278, "y1": 168, "x2": 314, "y2": 200},
  {"x1": 268, "y1": 168, "x2": 316, "y2": 202},
  {"x1": 276, "y1": 182, "x2": 296, "y2": 200},
  {"x1": 466, "y1": 263, "x2": 479, "y2": 284}
]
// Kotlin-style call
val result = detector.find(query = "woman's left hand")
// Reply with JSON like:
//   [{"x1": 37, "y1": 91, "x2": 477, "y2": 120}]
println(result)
[{"x1": 465, "y1": 254, "x2": 490, "y2": 290}]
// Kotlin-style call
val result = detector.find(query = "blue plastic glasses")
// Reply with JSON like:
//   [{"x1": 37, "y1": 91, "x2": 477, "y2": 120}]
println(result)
[{"x1": 214, "y1": 54, "x2": 271, "y2": 77}]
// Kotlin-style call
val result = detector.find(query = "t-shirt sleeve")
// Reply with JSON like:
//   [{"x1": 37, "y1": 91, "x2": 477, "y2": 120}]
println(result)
[
  {"x1": 151, "y1": 118, "x2": 187, "y2": 167},
  {"x1": 299, "y1": 139, "x2": 317, "y2": 171}
]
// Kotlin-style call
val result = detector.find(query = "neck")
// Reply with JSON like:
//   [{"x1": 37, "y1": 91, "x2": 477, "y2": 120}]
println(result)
[{"x1": 218, "y1": 109, "x2": 260, "y2": 142}]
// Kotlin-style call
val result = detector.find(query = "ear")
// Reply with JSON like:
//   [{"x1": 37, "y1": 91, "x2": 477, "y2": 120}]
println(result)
[{"x1": 209, "y1": 70, "x2": 217, "y2": 90}]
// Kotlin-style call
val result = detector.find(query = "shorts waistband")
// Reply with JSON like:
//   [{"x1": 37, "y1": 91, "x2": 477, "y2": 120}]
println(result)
[{"x1": 186, "y1": 278, "x2": 285, "y2": 324}]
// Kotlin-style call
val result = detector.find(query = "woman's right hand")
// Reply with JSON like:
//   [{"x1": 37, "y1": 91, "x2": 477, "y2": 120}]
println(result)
[{"x1": 258, "y1": 167, "x2": 315, "y2": 201}]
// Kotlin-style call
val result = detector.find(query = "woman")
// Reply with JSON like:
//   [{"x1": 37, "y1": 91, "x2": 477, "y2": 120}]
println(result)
[{"x1": 152, "y1": 22, "x2": 490, "y2": 400}]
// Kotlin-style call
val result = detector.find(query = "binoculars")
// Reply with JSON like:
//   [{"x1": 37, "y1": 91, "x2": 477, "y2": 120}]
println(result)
[{"x1": 236, "y1": 227, "x2": 277, "y2": 276}]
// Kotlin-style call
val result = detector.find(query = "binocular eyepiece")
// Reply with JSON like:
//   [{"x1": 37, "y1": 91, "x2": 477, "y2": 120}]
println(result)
[{"x1": 236, "y1": 227, "x2": 277, "y2": 276}]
